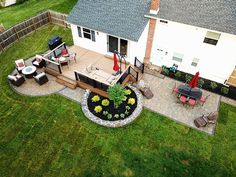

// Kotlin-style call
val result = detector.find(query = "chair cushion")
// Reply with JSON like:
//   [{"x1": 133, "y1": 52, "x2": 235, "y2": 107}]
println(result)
[
  {"x1": 61, "y1": 49, "x2": 69, "y2": 57},
  {"x1": 8, "y1": 75, "x2": 17, "y2": 81},
  {"x1": 35, "y1": 72, "x2": 45, "y2": 80},
  {"x1": 18, "y1": 62, "x2": 24, "y2": 67}
]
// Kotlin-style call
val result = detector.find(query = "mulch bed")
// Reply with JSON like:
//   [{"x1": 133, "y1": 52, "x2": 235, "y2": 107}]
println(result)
[
  {"x1": 161, "y1": 68, "x2": 236, "y2": 100},
  {"x1": 87, "y1": 87, "x2": 137, "y2": 121}
]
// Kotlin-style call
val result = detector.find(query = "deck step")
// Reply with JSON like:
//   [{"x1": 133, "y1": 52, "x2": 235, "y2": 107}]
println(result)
[{"x1": 56, "y1": 75, "x2": 77, "y2": 89}]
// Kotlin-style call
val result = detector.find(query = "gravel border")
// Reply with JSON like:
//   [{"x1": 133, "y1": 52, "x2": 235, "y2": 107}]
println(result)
[{"x1": 81, "y1": 85, "x2": 143, "y2": 128}]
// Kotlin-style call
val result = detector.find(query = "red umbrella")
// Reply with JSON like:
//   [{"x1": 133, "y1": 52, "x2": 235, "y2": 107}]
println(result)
[
  {"x1": 113, "y1": 52, "x2": 120, "y2": 71},
  {"x1": 188, "y1": 71, "x2": 200, "y2": 88}
]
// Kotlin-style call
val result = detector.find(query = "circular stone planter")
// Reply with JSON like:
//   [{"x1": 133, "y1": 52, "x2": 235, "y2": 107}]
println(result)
[{"x1": 81, "y1": 85, "x2": 143, "y2": 128}]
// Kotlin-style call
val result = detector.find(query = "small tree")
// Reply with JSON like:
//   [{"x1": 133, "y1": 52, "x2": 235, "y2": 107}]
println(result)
[{"x1": 107, "y1": 84, "x2": 126, "y2": 108}]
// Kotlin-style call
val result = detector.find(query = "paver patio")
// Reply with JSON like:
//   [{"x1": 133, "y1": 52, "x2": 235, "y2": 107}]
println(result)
[{"x1": 142, "y1": 74, "x2": 220, "y2": 135}]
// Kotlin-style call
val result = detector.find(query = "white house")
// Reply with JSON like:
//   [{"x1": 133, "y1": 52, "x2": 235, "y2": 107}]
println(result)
[
  {"x1": 0, "y1": 0, "x2": 16, "y2": 7},
  {"x1": 67, "y1": 0, "x2": 236, "y2": 85}
]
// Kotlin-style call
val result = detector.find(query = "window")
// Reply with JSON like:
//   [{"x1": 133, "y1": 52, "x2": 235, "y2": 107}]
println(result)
[
  {"x1": 77, "y1": 26, "x2": 82, "y2": 37},
  {"x1": 203, "y1": 31, "x2": 221, "y2": 45},
  {"x1": 191, "y1": 58, "x2": 199, "y2": 67},
  {"x1": 172, "y1": 52, "x2": 184, "y2": 62},
  {"x1": 77, "y1": 26, "x2": 96, "y2": 42}
]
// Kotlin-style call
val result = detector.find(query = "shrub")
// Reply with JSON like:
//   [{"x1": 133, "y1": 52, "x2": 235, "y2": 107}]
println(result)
[
  {"x1": 114, "y1": 114, "x2": 119, "y2": 119},
  {"x1": 221, "y1": 87, "x2": 229, "y2": 95},
  {"x1": 128, "y1": 98, "x2": 136, "y2": 105},
  {"x1": 185, "y1": 74, "x2": 192, "y2": 83},
  {"x1": 92, "y1": 95, "x2": 100, "y2": 102},
  {"x1": 107, "y1": 114, "x2": 112, "y2": 119},
  {"x1": 123, "y1": 96, "x2": 127, "y2": 101},
  {"x1": 94, "y1": 106, "x2": 102, "y2": 113},
  {"x1": 125, "y1": 89, "x2": 132, "y2": 95},
  {"x1": 107, "y1": 84, "x2": 126, "y2": 108},
  {"x1": 210, "y1": 82, "x2": 218, "y2": 90},
  {"x1": 101, "y1": 99, "x2": 110, "y2": 106},
  {"x1": 120, "y1": 113, "x2": 125, "y2": 119},
  {"x1": 125, "y1": 110, "x2": 129, "y2": 115},
  {"x1": 125, "y1": 105, "x2": 131, "y2": 110},
  {"x1": 103, "y1": 111, "x2": 108, "y2": 116},
  {"x1": 197, "y1": 78, "x2": 205, "y2": 88},
  {"x1": 174, "y1": 71, "x2": 182, "y2": 78}
]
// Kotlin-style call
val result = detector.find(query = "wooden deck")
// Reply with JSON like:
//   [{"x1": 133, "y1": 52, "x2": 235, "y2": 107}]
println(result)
[
  {"x1": 44, "y1": 45, "x2": 142, "y2": 93},
  {"x1": 226, "y1": 69, "x2": 236, "y2": 87}
]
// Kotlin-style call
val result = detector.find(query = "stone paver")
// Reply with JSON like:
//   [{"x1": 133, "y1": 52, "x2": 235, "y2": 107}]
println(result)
[
  {"x1": 11, "y1": 58, "x2": 65, "y2": 96},
  {"x1": 58, "y1": 87, "x2": 84, "y2": 103},
  {"x1": 142, "y1": 74, "x2": 221, "y2": 135}
]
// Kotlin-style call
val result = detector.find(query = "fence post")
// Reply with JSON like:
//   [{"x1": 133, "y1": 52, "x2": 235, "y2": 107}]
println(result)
[
  {"x1": 0, "y1": 42, "x2": 3, "y2": 52},
  {"x1": 13, "y1": 27, "x2": 20, "y2": 40},
  {"x1": 48, "y1": 11, "x2": 52, "y2": 23},
  {"x1": 32, "y1": 17, "x2": 37, "y2": 32}
]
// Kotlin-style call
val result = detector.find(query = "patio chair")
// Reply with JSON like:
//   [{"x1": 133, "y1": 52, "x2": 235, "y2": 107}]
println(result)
[
  {"x1": 15, "y1": 59, "x2": 26, "y2": 73},
  {"x1": 199, "y1": 95, "x2": 210, "y2": 106},
  {"x1": 34, "y1": 72, "x2": 48, "y2": 85},
  {"x1": 171, "y1": 83, "x2": 179, "y2": 94},
  {"x1": 179, "y1": 95, "x2": 187, "y2": 105},
  {"x1": 188, "y1": 98, "x2": 196, "y2": 108},
  {"x1": 32, "y1": 55, "x2": 46, "y2": 68},
  {"x1": 194, "y1": 112, "x2": 218, "y2": 128},
  {"x1": 68, "y1": 52, "x2": 77, "y2": 63},
  {"x1": 8, "y1": 74, "x2": 25, "y2": 87}
]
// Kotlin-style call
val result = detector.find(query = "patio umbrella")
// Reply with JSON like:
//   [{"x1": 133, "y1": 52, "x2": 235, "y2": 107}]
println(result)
[
  {"x1": 188, "y1": 71, "x2": 200, "y2": 88},
  {"x1": 113, "y1": 52, "x2": 120, "y2": 71}
]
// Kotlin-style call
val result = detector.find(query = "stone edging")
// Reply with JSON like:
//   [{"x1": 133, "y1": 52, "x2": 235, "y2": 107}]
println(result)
[{"x1": 81, "y1": 86, "x2": 143, "y2": 128}]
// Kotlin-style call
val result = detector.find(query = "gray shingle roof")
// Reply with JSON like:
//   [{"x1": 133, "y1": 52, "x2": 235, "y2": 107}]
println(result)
[
  {"x1": 158, "y1": 0, "x2": 236, "y2": 35},
  {"x1": 67, "y1": 0, "x2": 151, "y2": 41}
]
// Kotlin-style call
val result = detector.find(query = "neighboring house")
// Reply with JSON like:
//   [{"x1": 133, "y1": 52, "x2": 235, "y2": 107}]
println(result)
[
  {"x1": 67, "y1": 0, "x2": 236, "y2": 85},
  {"x1": 0, "y1": 0, "x2": 16, "y2": 7}
]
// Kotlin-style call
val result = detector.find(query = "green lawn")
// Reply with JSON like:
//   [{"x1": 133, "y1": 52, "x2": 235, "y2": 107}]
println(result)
[
  {"x1": 0, "y1": 0, "x2": 77, "y2": 28},
  {"x1": 0, "y1": 25, "x2": 236, "y2": 177}
]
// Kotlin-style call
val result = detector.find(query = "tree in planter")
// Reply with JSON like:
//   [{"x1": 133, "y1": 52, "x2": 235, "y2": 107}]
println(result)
[
  {"x1": 210, "y1": 81, "x2": 218, "y2": 90},
  {"x1": 197, "y1": 78, "x2": 205, "y2": 88},
  {"x1": 107, "y1": 84, "x2": 126, "y2": 108},
  {"x1": 174, "y1": 71, "x2": 182, "y2": 79}
]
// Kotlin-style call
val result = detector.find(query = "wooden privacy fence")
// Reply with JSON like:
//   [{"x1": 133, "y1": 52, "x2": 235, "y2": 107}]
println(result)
[{"x1": 0, "y1": 10, "x2": 69, "y2": 53}]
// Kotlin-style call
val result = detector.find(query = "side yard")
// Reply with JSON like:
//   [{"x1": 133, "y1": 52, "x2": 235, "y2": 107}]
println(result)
[
  {"x1": 0, "y1": 24, "x2": 236, "y2": 176},
  {"x1": 0, "y1": 0, "x2": 77, "y2": 28}
]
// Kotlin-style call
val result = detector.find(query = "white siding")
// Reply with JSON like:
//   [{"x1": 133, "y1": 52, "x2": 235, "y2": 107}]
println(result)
[
  {"x1": 128, "y1": 22, "x2": 149, "y2": 64},
  {"x1": 70, "y1": 23, "x2": 149, "y2": 65},
  {"x1": 151, "y1": 20, "x2": 236, "y2": 84},
  {"x1": 2, "y1": 0, "x2": 16, "y2": 7},
  {"x1": 71, "y1": 24, "x2": 107, "y2": 55}
]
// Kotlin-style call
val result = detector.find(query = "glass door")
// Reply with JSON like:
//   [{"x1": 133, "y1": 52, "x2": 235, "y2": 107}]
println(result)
[
  {"x1": 107, "y1": 35, "x2": 128, "y2": 56},
  {"x1": 108, "y1": 36, "x2": 118, "y2": 53}
]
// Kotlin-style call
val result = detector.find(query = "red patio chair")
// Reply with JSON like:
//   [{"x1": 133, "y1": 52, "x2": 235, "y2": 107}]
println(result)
[
  {"x1": 188, "y1": 98, "x2": 196, "y2": 108},
  {"x1": 179, "y1": 95, "x2": 187, "y2": 105},
  {"x1": 199, "y1": 95, "x2": 210, "y2": 106},
  {"x1": 172, "y1": 83, "x2": 179, "y2": 94}
]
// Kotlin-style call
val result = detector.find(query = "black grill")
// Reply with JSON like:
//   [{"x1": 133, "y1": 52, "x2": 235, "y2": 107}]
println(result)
[{"x1": 48, "y1": 36, "x2": 62, "y2": 50}]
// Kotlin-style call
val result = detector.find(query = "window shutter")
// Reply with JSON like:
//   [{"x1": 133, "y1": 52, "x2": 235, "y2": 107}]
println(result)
[
  {"x1": 77, "y1": 26, "x2": 82, "y2": 37},
  {"x1": 91, "y1": 30, "x2": 96, "y2": 42}
]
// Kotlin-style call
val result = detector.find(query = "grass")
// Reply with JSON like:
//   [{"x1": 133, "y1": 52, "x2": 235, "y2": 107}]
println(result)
[
  {"x1": 0, "y1": 24, "x2": 236, "y2": 177},
  {"x1": 0, "y1": 0, "x2": 78, "y2": 28}
]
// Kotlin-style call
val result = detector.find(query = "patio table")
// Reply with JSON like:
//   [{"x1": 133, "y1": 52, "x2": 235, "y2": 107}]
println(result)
[
  {"x1": 22, "y1": 65, "x2": 37, "y2": 78},
  {"x1": 177, "y1": 84, "x2": 202, "y2": 100}
]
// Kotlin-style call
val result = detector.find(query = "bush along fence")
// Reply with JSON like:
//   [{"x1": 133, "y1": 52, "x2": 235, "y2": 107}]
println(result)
[
  {"x1": 161, "y1": 66, "x2": 236, "y2": 100},
  {"x1": 0, "y1": 10, "x2": 69, "y2": 53}
]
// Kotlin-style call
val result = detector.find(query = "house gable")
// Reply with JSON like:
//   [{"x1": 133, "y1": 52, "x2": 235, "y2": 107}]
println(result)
[{"x1": 67, "y1": 0, "x2": 152, "y2": 42}]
